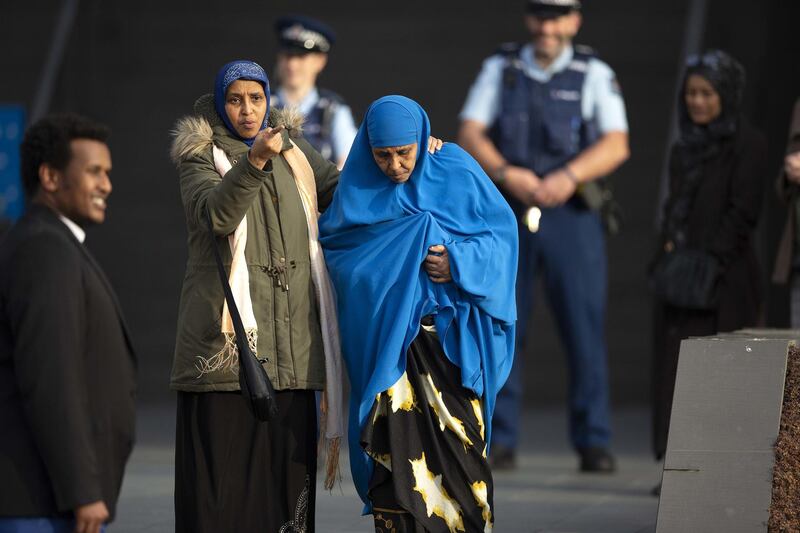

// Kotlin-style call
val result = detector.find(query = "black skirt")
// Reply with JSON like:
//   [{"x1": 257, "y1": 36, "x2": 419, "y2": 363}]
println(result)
[
  {"x1": 362, "y1": 328, "x2": 494, "y2": 532},
  {"x1": 175, "y1": 390, "x2": 317, "y2": 533}
]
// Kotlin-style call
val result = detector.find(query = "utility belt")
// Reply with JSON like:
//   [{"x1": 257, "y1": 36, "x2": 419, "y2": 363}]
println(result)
[
  {"x1": 574, "y1": 178, "x2": 622, "y2": 235},
  {"x1": 504, "y1": 173, "x2": 622, "y2": 235}
]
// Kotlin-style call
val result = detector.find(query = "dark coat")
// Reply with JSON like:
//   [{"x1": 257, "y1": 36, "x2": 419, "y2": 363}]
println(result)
[
  {"x1": 652, "y1": 120, "x2": 768, "y2": 459},
  {"x1": 659, "y1": 119, "x2": 768, "y2": 329},
  {"x1": 0, "y1": 205, "x2": 137, "y2": 520},
  {"x1": 772, "y1": 98, "x2": 800, "y2": 284}
]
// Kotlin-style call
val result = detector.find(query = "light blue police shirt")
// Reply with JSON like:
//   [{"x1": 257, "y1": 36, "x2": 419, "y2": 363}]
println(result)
[
  {"x1": 276, "y1": 87, "x2": 358, "y2": 165},
  {"x1": 460, "y1": 44, "x2": 629, "y2": 134}
]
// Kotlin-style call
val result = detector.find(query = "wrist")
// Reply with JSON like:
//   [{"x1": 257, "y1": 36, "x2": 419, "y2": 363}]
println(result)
[
  {"x1": 562, "y1": 165, "x2": 580, "y2": 185},
  {"x1": 493, "y1": 164, "x2": 509, "y2": 185},
  {"x1": 247, "y1": 151, "x2": 270, "y2": 170}
]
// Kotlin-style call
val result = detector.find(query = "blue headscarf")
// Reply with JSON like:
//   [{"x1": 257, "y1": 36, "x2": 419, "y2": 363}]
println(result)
[
  {"x1": 213, "y1": 60, "x2": 270, "y2": 147},
  {"x1": 319, "y1": 95, "x2": 518, "y2": 511}
]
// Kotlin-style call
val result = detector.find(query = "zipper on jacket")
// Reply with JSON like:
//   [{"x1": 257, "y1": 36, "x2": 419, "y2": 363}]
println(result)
[
  {"x1": 269, "y1": 162, "x2": 299, "y2": 385},
  {"x1": 259, "y1": 186, "x2": 280, "y2": 387}
]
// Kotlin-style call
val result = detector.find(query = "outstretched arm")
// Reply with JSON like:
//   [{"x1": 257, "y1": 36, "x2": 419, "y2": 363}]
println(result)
[{"x1": 179, "y1": 126, "x2": 284, "y2": 235}]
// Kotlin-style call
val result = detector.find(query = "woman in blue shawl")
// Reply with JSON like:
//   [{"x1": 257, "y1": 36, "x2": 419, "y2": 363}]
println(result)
[{"x1": 319, "y1": 96, "x2": 518, "y2": 532}]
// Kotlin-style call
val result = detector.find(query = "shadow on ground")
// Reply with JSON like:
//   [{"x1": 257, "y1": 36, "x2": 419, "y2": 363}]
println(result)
[{"x1": 114, "y1": 403, "x2": 661, "y2": 532}]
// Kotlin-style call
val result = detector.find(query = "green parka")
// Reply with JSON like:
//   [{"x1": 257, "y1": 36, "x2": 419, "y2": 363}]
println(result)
[{"x1": 169, "y1": 95, "x2": 339, "y2": 392}]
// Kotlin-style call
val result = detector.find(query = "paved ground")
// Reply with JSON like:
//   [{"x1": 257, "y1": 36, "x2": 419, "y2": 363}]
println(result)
[{"x1": 113, "y1": 403, "x2": 662, "y2": 532}]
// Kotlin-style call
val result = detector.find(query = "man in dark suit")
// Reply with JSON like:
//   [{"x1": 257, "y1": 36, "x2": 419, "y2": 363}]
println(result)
[{"x1": 0, "y1": 113, "x2": 136, "y2": 533}]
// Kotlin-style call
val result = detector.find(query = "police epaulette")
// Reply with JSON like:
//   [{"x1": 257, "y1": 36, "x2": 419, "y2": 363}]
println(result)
[
  {"x1": 495, "y1": 42, "x2": 523, "y2": 57},
  {"x1": 574, "y1": 44, "x2": 597, "y2": 57},
  {"x1": 317, "y1": 87, "x2": 345, "y2": 106}
]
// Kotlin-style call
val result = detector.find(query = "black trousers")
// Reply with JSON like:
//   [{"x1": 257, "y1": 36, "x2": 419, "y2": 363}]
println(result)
[{"x1": 175, "y1": 390, "x2": 317, "y2": 533}]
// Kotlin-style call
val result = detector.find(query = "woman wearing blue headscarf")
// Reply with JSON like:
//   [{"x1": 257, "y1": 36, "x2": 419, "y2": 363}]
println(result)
[
  {"x1": 169, "y1": 60, "x2": 345, "y2": 532},
  {"x1": 320, "y1": 95, "x2": 518, "y2": 532}
]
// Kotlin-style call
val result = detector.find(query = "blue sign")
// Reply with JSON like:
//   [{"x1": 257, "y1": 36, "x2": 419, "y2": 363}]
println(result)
[{"x1": 0, "y1": 105, "x2": 25, "y2": 222}]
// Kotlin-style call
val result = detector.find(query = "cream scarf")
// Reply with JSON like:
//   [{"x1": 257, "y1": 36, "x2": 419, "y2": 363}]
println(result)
[{"x1": 201, "y1": 142, "x2": 343, "y2": 488}]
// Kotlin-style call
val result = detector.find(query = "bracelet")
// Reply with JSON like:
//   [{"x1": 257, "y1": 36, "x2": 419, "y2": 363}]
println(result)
[
  {"x1": 493, "y1": 164, "x2": 508, "y2": 184},
  {"x1": 563, "y1": 166, "x2": 580, "y2": 185}
]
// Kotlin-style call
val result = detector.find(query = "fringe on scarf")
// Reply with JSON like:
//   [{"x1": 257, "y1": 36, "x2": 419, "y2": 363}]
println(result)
[
  {"x1": 318, "y1": 392, "x2": 342, "y2": 491},
  {"x1": 194, "y1": 329, "x2": 258, "y2": 377}
]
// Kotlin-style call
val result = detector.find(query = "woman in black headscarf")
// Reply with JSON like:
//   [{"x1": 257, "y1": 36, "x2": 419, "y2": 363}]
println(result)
[{"x1": 650, "y1": 50, "x2": 768, "y2": 462}]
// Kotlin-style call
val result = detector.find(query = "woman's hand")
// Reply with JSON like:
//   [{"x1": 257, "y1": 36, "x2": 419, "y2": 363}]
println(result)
[
  {"x1": 424, "y1": 245, "x2": 452, "y2": 283},
  {"x1": 427, "y1": 136, "x2": 444, "y2": 154},
  {"x1": 248, "y1": 125, "x2": 285, "y2": 169}
]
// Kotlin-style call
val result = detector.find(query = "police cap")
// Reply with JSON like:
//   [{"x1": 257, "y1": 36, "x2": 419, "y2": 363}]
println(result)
[
  {"x1": 526, "y1": 0, "x2": 582, "y2": 19},
  {"x1": 275, "y1": 15, "x2": 336, "y2": 54}
]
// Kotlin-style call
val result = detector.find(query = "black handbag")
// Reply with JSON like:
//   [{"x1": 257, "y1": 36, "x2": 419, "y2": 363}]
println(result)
[
  {"x1": 650, "y1": 143, "x2": 725, "y2": 311},
  {"x1": 205, "y1": 208, "x2": 278, "y2": 421},
  {"x1": 649, "y1": 247, "x2": 720, "y2": 310}
]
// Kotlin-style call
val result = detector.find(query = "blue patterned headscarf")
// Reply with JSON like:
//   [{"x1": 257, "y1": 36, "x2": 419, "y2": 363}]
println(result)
[
  {"x1": 319, "y1": 95, "x2": 518, "y2": 510},
  {"x1": 213, "y1": 60, "x2": 270, "y2": 147}
]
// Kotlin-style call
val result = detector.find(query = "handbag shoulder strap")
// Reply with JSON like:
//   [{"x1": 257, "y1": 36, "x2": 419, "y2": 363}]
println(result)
[
  {"x1": 204, "y1": 208, "x2": 255, "y2": 358},
  {"x1": 664, "y1": 150, "x2": 711, "y2": 245}
]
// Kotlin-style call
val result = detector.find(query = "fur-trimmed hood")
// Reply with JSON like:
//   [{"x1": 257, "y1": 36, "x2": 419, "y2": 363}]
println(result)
[{"x1": 170, "y1": 93, "x2": 305, "y2": 165}]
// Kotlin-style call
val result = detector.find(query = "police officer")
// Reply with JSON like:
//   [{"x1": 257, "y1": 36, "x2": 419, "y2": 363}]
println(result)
[
  {"x1": 273, "y1": 15, "x2": 358, "y2": 168},
  {"x1": 458, "y1": 0, "x2": 630, "y2": 472}
]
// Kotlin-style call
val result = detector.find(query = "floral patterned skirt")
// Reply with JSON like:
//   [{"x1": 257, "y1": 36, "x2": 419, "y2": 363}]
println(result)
[{"x1": 362, "y1": 327, "x2": 494, "y2": 533}]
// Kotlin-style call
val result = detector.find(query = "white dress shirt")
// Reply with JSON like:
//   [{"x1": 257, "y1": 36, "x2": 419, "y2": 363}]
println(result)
[{"x1": 58, "y1": 214, "x2": 86, "y2": 243}]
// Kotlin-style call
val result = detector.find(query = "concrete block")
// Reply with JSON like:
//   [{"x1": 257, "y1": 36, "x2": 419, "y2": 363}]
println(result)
[{"x1": 655, "y1": 333, "x2": 796, "y2": 533}]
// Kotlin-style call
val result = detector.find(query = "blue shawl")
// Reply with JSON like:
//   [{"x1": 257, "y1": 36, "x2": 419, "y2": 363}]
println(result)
[
  {"x1": 213, "y1": 60, "x2": 270, "y2": 147},
  {"x1": 318, "y1": 95, "x2": 518, "y2": 509}
]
